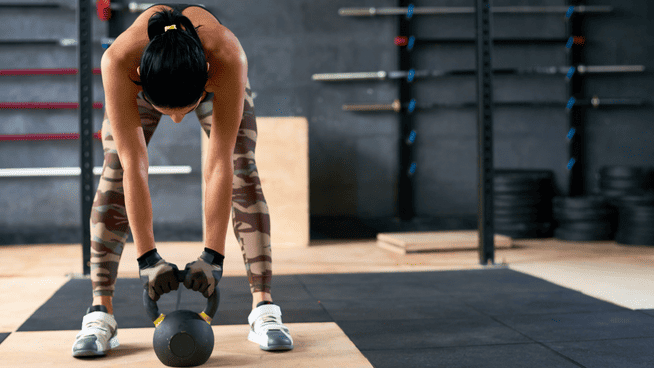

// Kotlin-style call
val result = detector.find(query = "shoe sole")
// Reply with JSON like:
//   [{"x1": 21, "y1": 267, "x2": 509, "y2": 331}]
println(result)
[
  {"x1": 72, "y1": 335, "x2": 119, "y2": 358},
  {"x1": 248, "y1": 331, "x2": 293, "y2": 351}
]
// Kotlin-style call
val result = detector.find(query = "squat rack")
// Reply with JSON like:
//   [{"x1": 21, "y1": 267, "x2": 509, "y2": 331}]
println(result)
[
  {"x1": 395, "y1": 0, "x2": 496, "y2": 265},
  {"x1": 78, "y1": 0, "x2": 127, "y2": 275},
  {"x1": 78, "y1": 0, "x2": 94, "y2": 275},
  {"x1": 334, "y1": 2, "x2": 622, "y2": 265}
]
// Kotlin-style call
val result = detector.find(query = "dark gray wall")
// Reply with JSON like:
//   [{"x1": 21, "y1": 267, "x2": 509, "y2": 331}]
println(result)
[
  {"x1": 0, "y1": 0, "x2": 652, "y2": 244},
  {"x1": 582, "y1": 1, "x2": 654, "y2": 192}
]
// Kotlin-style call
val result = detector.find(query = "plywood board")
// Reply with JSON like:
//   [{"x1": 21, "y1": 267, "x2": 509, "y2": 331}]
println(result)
[
  {"x1": 202, "y1": 117, "x2": 309, "y2": 248},
  {"x1": 0, "y1": 323, "x2": 372, "y2": 368},
  {"x1": 377, "y1": 230, "x2": 513, "y2": 254},
  {"x1": 0, "y1": 277, "x2": 68, "y2": 332}
]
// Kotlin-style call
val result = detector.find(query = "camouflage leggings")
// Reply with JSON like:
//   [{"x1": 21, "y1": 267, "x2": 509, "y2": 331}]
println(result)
[{"x1": 91, "y1": 79, "x2": 272, "y2": 297}]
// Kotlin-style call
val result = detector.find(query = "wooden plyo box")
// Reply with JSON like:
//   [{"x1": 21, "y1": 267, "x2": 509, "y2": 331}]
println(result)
[
  {"x1": 202, "y1": 117, "x2": 309, "y2": 247},
  {"x1": 377, "y1": 230, "x2": 513, "y2": 254}
]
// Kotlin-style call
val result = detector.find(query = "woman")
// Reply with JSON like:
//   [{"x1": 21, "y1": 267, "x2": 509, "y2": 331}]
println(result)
[{"x1": 72, "y1": 4, "x2": 293, "y2": 357}]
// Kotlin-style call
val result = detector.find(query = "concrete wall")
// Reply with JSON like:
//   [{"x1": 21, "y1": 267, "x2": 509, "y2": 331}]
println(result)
[{"x1": 0, "y1": 0, "x2": 652, "y2": 244}]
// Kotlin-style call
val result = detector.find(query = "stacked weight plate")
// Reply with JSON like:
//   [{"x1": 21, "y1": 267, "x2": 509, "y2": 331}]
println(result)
[
  {"x1": 553, "y1": 196, "x2": 616, "y2": 241},
  {"x1": 598, "y1": 166, "x2": 654, "y2": 202},
  {"x1": 493, "y1": 170, "x2": 556, "y2": 239},
  {"x1": 596, "y1": 166, "x2": 654, "y2": 246},
  {"x1": 614, "y1": 194, "x2": 654, "y2": 246}
]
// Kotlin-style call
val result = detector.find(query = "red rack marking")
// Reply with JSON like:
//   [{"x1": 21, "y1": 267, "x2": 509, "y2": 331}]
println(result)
[
  {"x1": 395, "y1": 36, "x2": 409, "y2": 46},
  {"x1": 0, "y1": 68, "x2": 102, "y2": 76},
  {"x1": 0, "y1": 132, "x2": 102, "y2": 142},
  {"x1": 0, "y1": 102, "x2": 103, "y2": 109}
]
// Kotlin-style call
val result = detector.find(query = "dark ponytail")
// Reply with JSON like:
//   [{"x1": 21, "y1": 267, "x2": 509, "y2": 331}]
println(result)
[{"x1": 132, "y1": 8, "x2": 209, "y2": 108}]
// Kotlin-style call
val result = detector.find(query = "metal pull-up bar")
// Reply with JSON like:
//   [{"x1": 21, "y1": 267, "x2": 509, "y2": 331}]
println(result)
[
  {"x1": 312, "y1": 65, "x2": 646, "y2": 82},
  {"x1": 339, "y1": 5, "x2": 613, "y2": 17},
  {"x1": 342, "y1": 97, "x2": 649, "y2": 112},
  {"x1": 0, "y1": 166, "x2": 192, "y2": 177}
]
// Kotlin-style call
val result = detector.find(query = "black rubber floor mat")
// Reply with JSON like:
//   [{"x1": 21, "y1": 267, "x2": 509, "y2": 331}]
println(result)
[{"x1": 15, "y1": 269, "x2": 654, "y2": 368}]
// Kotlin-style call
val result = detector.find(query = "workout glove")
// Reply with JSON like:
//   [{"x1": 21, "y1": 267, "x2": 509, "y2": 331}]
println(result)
[
  {"x1": 183, "y1": 249, "x2": 224, "y2": 298},
  {"x1": 138, "y1": 249, "x2": 180, "y2": 302}
]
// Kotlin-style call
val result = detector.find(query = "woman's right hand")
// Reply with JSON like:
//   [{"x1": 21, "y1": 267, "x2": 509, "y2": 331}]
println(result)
[{"x1": 138, "y1": 249, "x2": 180, "y2": 302}]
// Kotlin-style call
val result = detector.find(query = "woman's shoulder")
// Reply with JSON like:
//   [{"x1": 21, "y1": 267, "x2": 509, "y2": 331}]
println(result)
[
  {"x1": 204, "y1": 28, "x2": 247, "y2": 90},
  {"x1": 102, "y1": 29, "x2": 147, "y2": 84}
]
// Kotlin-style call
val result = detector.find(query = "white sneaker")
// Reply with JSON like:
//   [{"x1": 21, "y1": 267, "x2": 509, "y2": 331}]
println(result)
[
  {"x1": 247, "y1": 303, "x2": 294, "y2": 351},
  {"x1": 72, "y1": 306, "x2": 119, "y2": 357}
]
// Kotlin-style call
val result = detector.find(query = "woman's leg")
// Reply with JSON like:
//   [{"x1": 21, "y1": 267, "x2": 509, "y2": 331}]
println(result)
[
  {"x1": 90, "y1": 93, "x2": 163, "y2": 312},
  {"x1": 196, "y1": 80, "x2": 273, "y2": 309}
]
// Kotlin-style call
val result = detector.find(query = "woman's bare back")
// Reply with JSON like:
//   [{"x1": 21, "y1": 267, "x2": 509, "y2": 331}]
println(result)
[{"x1": 106, "y1": 5, "x2": 244, "y2": 93}]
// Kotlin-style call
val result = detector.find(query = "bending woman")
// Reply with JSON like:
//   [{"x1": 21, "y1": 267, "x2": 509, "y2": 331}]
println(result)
[{"x1": 72, "y1": 4, "x2": 293, "y2": 357}]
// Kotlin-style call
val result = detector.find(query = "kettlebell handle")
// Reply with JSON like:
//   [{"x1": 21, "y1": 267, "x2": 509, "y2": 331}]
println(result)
[{"x1": 143, "y1": 269, "x2": 220, "y2": 327}]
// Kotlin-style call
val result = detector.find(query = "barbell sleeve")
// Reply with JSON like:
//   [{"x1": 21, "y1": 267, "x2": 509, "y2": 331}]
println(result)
[
  {"x1": 578, "y1": 65, "x2": 646, "y2": 73},
  {"x1": 312, "y1": 71, "x2": 387, "y2": 81},
  {"x1": 343, "y1": 100, "x2": 402, "y2": 112}
]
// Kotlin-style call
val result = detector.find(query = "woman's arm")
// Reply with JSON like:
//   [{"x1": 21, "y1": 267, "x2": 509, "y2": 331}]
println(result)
[
  {"x1": 101, "y1": 51, "x2": 156, "y2": 258},
  {"x1": 203, "y1": 50, "x2": 248, "y2": 256}
]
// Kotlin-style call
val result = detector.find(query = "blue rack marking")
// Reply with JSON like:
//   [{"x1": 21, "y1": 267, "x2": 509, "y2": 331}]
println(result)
[
  {"x1": 407, "y1": 130, "x2": 417, "y2": 144},
  {"x1": 408, "y1": 99, "x2": 416, "y2": 113},
  {"x1": 567, "y1": 158, "x2": 576, "y2": 170},
  {"x1": 408, "y1": 162, "x2": 417, "y2": 175},
  {"x1": 567, "y1": 128, "x2": 576, "y2": 140},
  {"x1": 408, "y1": 36, "x2": 415, "y2": 50},
  {"x1": 407, "y1": 69, "x2": 415, "y2": 82}
]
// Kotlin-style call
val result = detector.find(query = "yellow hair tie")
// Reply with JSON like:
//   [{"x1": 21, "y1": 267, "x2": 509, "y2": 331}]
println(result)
[{"x1": 164, "y1": 24, "x2": 177, "y2": 32}]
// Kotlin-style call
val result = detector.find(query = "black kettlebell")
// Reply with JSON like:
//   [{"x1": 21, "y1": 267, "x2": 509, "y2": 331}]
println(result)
[{"x1": 143, "y1": 269, "x2": 220, "y2": 367}]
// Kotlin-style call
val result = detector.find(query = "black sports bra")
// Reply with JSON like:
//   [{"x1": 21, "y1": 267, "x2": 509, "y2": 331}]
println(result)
[{"x1": 146, "y1": 3, "x2": 222, "y2": 24}]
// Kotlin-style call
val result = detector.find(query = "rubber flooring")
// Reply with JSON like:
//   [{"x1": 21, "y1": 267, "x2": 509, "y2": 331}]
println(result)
[{"x1": 7, "y1": 268, "x2": 654, "y2": 367}]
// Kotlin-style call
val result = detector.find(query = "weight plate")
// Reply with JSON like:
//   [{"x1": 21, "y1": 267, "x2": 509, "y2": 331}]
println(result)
[
  {"x1": 553, "y1": 207, "x2": 616, "y2": 222},
  {"x1": 556, "y1": 223, "x2": 614, "y2": 233},
  {"x1": 554, "y1": 227, "x2": 614, "y2": 241},
  {"x1": 495, "y1": 212, "x2": 541, "y2": 222},
  {"x1": 620, "y1": 204, "x2": 654, "y2": 214},
  {"x1": 622, "y1": 216, "x2": 654, "y2": 227},
  {"x1": 496, "y1": 213, "x2": 544, "y2": 222},
  {"x1": 494, "y1": 181, "x2": 555, "y2": 194},
  {"x1": 553, "y1": 196, "x2": 609, "y2": 209},
  {"x1": 495, "y1": 169, "x2": 554, "y2": 181},
  {"x1": 494, "y1": 205, "x2": 540, "y2": 214},
  {"x1": 553, "y1": 204, "x2": 613, "y2": 215},
  {"x1": 495, "y1": 194, "x2": 550, "y2": 205},
  {"x1": 495, "y1": 222, "x2": 552, "y2": 239},
  {"x1": 599, "y1": 178, "x2": 647, "y2": 190},
  {"x1": 617, "y1": 221, "x2": 654, "y2": 231},
  {"x1": 619, "y1": 221, "x2": 654, "y2": 231},
  {"x1": 615, "y1": 194, "x2": 654, "y2": 207},
  {"x1": 618, "y1": 229, "x2": 654, "y2": 239},
  {"x1": 493, "y1": 175, "x2": 553, "y2": 184},
  {"x1": 496, "y1": 208, "x2": 552, "y2": 221},
  {"x1": 646, "y1": 170, "x2": 654, "y2": 190},
  {"x1": 556, "y1": 220, "x2": 613, "y2": 231},
  {"x1": 495, "y1": 202, "x2": 550, "y2": 211},
  {"x1": 599, "y1": 166, "x2": 648, "y2": 179},
  {"x1": 602, "y1": 189, "x2": 648, "y2": 201},
  {"x1": 621, "y1": 215, "x2": 654, "y2": 227},
  {"x1": 615, "y1": 231, "x2": 654, "y2": 246}
]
